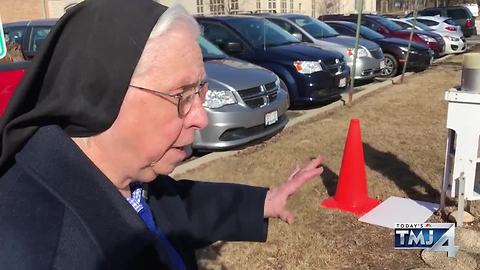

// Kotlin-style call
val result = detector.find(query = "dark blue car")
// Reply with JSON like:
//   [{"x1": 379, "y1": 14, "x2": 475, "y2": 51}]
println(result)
[{"x1": 196, "y1": 16, "x2": 350, "y2": 106}]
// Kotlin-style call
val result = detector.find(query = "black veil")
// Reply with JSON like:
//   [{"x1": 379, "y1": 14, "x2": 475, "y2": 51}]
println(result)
[{"x1": 0, "y1": 0, "x2": 167, "y2": 174}]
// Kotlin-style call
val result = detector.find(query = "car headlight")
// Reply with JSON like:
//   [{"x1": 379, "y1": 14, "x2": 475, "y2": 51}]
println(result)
[
  {"x1": 446, "y1": 36, "x2": 460, "y2": 42},
  {"x1": 347, "y1": 47, "x2": 369, "y2": 58},
  {"x1": 418, "y1": 34, "x2": 436, "y2": 43},
  {"x1": 293, "y1": 61, "x2": 323, "y2": 74},
  {"x1": 203, "y1": 89, "x2": 237, "y2": 109}
]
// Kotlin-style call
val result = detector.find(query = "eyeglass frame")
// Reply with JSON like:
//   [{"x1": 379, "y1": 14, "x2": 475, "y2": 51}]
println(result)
[{"x1": 129, "y1": 80, "x2": 208, "y2": 118}]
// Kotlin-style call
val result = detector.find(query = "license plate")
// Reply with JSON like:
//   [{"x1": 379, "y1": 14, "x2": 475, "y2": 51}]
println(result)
[
  {"x1": 380, "y1": 60, "x2": 386, "y2": 69},
  {"x1": 338, "y1": 77, "x2": 347, "y2": 87},
  {"x1": 265, "y1": 110, "x2": 278, "y2": 126}
]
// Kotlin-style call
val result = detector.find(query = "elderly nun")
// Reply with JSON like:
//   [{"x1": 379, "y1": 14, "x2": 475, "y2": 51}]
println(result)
[{"x1": 0, "y1": 0, "x2": 324, "y2": 269}]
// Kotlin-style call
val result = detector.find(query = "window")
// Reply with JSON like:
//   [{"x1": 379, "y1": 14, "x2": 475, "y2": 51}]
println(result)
[
  {"x1": 281, "y1": 0, "x2": 286, "y2": 13},
  {"x1": 421, "y1": 9, "x2": 441, "y2": 16},
  {"x1": 447, "y1": 8, "x2": 469, "y2": 19},
  {"x1": 3, "y1": 27, "x2": 25, "y2": 46},
  {"x1": 199, "y1": 22, "x2": 243, "y2": 50},
  {"x1": 210, "y1": 0, "x2": 225, "y2": 15},
  {"x1": 269, "y1": 18, "x2": 295, "y2": 33},
  {"x1": 268, "y1": 0, "x2": 276, "y2": 10},
  {"x1": 362, "y1": 20, "x2": 384, "y2": 33},
  {"x1": 290, "y1": 16, "x2": 339, "y2": 39},
  {"x1": 197, "y1": 0, "x2": 204, "y2": 14},
  {"x1": 227, "y1": 18, "x2": 300, "y2": 49},
  {"x1": 269, "y1": 18, "x2": 310, "y2": 42},
  {"x1": 256, "y1": 0, "x2": 261, "y2": 10},
  {"x1": 290, "y1": 0, "x2": 293, "y2": 11},
  {"x1": 230, "y1": 0, "x2": 239, "y2": 13},
  {"x1": 30, "y1": 27, "x2": 52, "y2": 52},
  {"x1": 393, "y1": 20, "x2": 411, "y2": 29},
  {"x1": 416, "y1": 19, "x2": 438, "y2": 27},
  {"x1": 330, "y1": 25, "x2": 352, "y2": 36}
]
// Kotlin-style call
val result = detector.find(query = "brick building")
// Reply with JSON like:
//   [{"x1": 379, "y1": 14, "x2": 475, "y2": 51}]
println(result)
[
  {"x1": 0, "y1": 0, "x2": 78, "y2": 23},
  {"x1": 0, "y1": 0, "x2": 376, "y2": 23},
  {"x1": 0, "y1": 0, "x2": 45, "y2": 23}
]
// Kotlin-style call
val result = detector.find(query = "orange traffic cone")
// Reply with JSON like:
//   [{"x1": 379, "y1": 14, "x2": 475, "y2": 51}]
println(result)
[{"x1": 321, "y1": 119, "x2": 380, "y2": 215}]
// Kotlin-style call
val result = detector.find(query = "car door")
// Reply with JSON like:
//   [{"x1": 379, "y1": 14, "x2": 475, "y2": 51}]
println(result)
[{"x1": 23, "y1": 26, "x2": 53, "y2": 60}]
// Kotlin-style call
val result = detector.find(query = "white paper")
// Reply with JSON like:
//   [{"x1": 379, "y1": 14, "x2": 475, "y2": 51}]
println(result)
[{"x1": 358, "y1": 196, "x2": 439, "y2": 229}]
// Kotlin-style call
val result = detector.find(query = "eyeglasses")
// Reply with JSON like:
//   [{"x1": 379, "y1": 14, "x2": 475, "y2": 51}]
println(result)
[{"x1": 129, "y1": 80, "x2": 208, "y2": 118}]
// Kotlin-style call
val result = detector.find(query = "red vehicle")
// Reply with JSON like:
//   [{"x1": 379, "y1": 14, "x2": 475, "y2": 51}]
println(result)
[
  {"x1": 1, "y1": 19, "x2": 56, "y2": 116},
  {"x1": 0, "y1": 62, "x2": 27, "y2": 116},
  {"x1": 320, "y1": 14, "x2": 445, "y2": 58}
]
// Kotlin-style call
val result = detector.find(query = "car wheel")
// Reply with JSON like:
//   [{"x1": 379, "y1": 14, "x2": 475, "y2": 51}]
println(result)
[{"x1": 381, "y1": 53, "x2": 398, "y2": 78}]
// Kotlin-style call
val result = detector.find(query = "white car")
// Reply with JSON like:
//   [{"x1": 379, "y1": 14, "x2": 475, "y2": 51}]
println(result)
[
  {"x1": 391, "y1": 18, "x2": 466, "y2": 54},
  {"x1": 410, "y1": 16, "x2": 463, "y2": 36}
]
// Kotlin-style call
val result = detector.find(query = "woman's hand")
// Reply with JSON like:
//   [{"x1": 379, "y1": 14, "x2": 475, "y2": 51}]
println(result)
[{"x1": 263, "y1": 155, "x2": 324, "y2": 224}]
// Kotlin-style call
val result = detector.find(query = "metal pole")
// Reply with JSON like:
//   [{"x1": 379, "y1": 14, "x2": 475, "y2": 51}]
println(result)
[
  {"x1": 400, "y1": 0, "x2": 418, "y2": 83},
  {"x1": 348, "y1": 0, "x2": 363, "y2": 106}
]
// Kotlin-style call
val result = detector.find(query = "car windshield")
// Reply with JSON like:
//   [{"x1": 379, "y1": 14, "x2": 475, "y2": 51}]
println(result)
[
  {"x1": 289, "y1": 16, "x2": 339, "y2": 38},
  {"x1": 358, "y1": 25, "x2": 385, "y2": 40},
  {"x1": 375, "y1": 16, "x2": 403, "y2": 31},
  {"x1": 198, "y1": 35, "x2": 226, "y2": 59},
  {"x1": 227, "y1": 18, "x2": 300, "y2": 48},
  {"x1": 406, "y1": 19, "x2": 433, "y2": 31}
]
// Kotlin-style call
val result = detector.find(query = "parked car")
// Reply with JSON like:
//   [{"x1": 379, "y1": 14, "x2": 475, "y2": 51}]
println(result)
[
  {"x1": 2, "y1": 19, "x2": 56, "y2": 60},
  {"x1": 195, "y1": 36, "x2": 289, "y2": 150},
  {"x1": 0, "y1": 62, "x2": 27, "y2": 116},
  {"x1": 256, "y1": 13, "x2": 385, "y2": 80},
  {"x1": 321, "y1": 14, "x2": 446, "y2": 58},
  {"x1": 409, "y1": 16, "x2": 462, "y2": 35},
  {"x1": 391, "y1": 18, "x2": 466, "y2": 54},
  {"x1": 197, "y1": 16, "x2": 350, "y2": 107},
  {"x1": 326, "y1": 21, "x2": 433, "y2": 77},
  {"x1": 406, "y1": 6, "x2": 477, "y2": 37}
]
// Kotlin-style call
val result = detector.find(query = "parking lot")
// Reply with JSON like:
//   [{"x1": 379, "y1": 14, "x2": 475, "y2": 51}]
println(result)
[{"x1": 174, "y1": 40, "x2": 480, "y2": 269}]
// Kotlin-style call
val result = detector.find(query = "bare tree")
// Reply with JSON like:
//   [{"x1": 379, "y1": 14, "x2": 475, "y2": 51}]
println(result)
[{"x1": 316, "y1": 0, "x2": 341, "y2": 16}]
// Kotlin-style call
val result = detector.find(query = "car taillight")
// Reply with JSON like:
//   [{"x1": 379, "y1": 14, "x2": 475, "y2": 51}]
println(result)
[
  {"x1": 445, "y1": 26, "x2": 456, "y2": 31},
  {"x1": 466, "y1": 19, "x2": 472, "y2": 28}
]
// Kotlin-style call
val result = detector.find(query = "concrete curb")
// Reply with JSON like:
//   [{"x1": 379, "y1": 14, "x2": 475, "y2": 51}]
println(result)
[{"x1": 171, "y1": 71, "x2": 416, "y2": 177}]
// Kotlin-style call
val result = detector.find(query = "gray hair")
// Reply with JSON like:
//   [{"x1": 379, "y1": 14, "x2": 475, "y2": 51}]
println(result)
[{"x1": 131, "y1": 1, "x2": 200, "y2": 81}]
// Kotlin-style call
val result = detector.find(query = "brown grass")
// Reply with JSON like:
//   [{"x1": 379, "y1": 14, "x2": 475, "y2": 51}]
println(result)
[{"x1": 178, "y1": 48, "x2": 478, "y2": 269}]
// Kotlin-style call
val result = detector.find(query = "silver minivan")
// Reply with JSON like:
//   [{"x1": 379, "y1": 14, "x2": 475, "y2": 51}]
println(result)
[
  {"x1": 261, "y1": 14, "x2": 385, "y2": 80},
  {"x1": 193, "y1": 36, "x2": 290, "y2": 150}
]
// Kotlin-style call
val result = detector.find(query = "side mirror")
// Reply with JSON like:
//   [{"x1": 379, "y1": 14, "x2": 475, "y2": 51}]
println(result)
[
  {"x1": 292, "y1": 32, "x2": 302, "y2": 41},
  {"x1": 225, "y1": 42, "x2": 243, "y2": 53}
]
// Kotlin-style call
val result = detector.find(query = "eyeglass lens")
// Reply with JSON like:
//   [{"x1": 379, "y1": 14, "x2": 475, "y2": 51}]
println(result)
[{"x1": 178, "y1": 82, "x2": 208, "y2": 117}]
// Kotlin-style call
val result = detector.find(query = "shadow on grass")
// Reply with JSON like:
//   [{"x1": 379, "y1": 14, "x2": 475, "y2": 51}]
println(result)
[
  {"x1": 363, "y1": 143, "x2": 453, "y2": 205},
  {"x1": 196, "y1": 242, "x2": 227, "y2": 270},
  {"x1": 320, "y1": 165, "x2": 339, "y2": 197}
]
